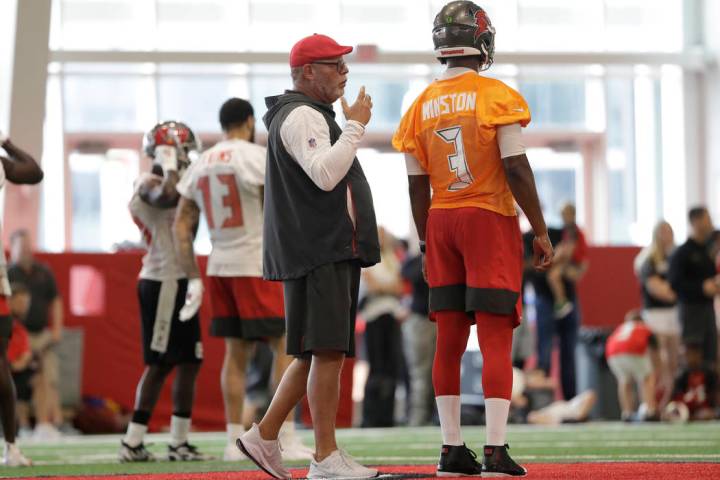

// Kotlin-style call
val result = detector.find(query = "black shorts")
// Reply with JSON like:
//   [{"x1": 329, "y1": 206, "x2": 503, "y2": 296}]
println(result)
[
  {"x1": 138, "y1": 279, "x2": 203, "y2": 366},
  {"x1": 283, "y1": 260, "x2": 361, "y2": 358},
  {"x1": 12, "y1": 369, "x2": 33, "y2": 402}
]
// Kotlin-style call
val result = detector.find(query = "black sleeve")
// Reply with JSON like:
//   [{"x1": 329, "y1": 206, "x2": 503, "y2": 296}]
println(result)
[
  {"x1": 668, "y1": 246, "x2": 704, "y2": 298},
  {"x1": 43, "y1": 265, "x2": 59, "y2": 300}
]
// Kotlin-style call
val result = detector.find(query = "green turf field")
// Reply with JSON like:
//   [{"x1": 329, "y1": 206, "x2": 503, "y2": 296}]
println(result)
[{"x1": 5, "y1": 422, "x2": 720, "y2": 478}]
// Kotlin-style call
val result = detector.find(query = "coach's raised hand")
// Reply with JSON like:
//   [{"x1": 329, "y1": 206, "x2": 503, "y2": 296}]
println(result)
[{"x1": 341, "y1": 86, "x2": 373, "y2": 126}]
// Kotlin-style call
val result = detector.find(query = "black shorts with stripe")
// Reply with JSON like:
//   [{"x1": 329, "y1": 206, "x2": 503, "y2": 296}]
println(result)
[
  {"x1": 283, "y1": 260, "x2": 360, "y2": 358},
  {"x1": 138, "y1": 278, "x2": 203, "y2": 366}
]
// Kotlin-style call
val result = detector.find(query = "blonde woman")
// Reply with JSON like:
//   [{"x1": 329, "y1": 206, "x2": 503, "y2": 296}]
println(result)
[{"x1": 635, "y1": 221, "x2": 679, "y2": 406}]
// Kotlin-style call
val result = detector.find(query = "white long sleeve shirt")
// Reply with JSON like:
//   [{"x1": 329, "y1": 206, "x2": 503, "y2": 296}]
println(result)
[{"x1": 280, "y1": 105, "x2": 366, "y2": 225}]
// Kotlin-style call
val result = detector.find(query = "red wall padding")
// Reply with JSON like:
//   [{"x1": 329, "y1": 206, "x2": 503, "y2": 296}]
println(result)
[
  {"x1": 574, "y1": 246, "x2": 642, "y2": 328},
  {"x1": 36, "y1": 246, "x2": 640, "y2": 430}
]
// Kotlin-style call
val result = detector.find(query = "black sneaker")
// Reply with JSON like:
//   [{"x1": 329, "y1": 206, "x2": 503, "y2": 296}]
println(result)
[
  {"x1": 118, "y1": 441, "x2": 155, "y2": 462},
  {"x1": 436, "y1": 444, "x2": 483, "y2": 477},
  {"x1": 482, "y1": 444, "x2": 527, "y2": 477},
  {"x1": 167, "y1": 442, "x2": 214, "y2": 461}
]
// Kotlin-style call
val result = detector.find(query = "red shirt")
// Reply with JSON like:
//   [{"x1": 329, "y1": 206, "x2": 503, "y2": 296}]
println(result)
[
  {"x1": 8, "y1": 319, "x2": 30, "y2": 364},
  {"x1": 606, "y1": 320, "x2": 653, "y2": 357},
  {"x1": 562, "y1": 224, "x2": 588, "y2": 264}
]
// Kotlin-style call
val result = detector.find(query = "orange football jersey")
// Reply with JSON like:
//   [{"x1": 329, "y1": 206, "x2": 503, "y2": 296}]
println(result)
[{"x1": 392, "y1": 71, "x2": 530, "y2": 216}]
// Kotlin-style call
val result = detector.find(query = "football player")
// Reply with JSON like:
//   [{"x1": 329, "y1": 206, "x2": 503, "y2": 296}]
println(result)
[
  {"x1": 173, "y1": 98, "x2": 312, "y2": 461},
  {"x1": 122, "y1": 121, "x2": 211, "y2": 462},
  {"x1": 392, "y1": 2, "x2": 553, "y2": 476},
  {"x1": 0, "y1": 131, "x2": 43, "y2": 466}
]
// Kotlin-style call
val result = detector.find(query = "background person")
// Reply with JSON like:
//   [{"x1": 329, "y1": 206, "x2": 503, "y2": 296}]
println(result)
[
  {"x1": 669, "y1": 206, "x2": 719, "y2": 369},
  {"x1": 8, "y1": 229, "x2": 63, "y2": 440},
  {"x1": 605, "y1": 310, "x2": 661, "y2": 421},
  {"x1": 635, "y1": 220, "x2": 679, "y2": 406}
]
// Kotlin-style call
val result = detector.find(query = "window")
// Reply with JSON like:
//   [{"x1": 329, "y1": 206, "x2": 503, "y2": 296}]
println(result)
[
  {"x1": 69, "y1": 149, "x2": 140, "y2": 251},
  {"x1": 63, "y1": 74, "x2": 154, "y2": 132}
]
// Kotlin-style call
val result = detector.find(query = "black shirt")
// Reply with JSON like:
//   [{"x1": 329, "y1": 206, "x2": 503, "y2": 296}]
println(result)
[
  {"x1": 668, "y1": 238, "x2": 717, "y2": 305},
  {"x1": 522, "y1": 228, "x2": 576, "y2": 301},
  {"x1": 400, "y1": 255, "x2": 429, "y2": 316},
  {"x1": 7, "y1": 262, "x2": 59, "y2": 333},
  {"x1": 638, "y1": 256, "x2": 676, "y2": 309}
]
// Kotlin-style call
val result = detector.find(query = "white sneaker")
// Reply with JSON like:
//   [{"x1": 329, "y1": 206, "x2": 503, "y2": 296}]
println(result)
[
  {"x1": 308, "y1": 449, "x2": 378, "y2": 479},
  {"x1": 3, "y1": 443, "x2": 32, "y2": 467},
  {"x1": 279, "y1": 430, "x2": 314, "y2": 460},
  {"x1": 237, "y1": 423, "x2": 291, "y2": 479},
  {"x1": 223, "y1": 442, "x2": 248, "y2": 461},
  {"x1": 33, "y1": 422, "x2": 62, "y2": 441}
]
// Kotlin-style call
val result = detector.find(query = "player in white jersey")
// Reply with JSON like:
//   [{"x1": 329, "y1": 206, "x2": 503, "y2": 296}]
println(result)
[
  {"x1": 0, "y1": 131, "x2": 43, "y2": 467},
  {"x1": 174, "y1": 98, "x2": 312, "y2": 461},
  {"x1": 121, "y1": 121, "x2": 211, "y2": 463}
]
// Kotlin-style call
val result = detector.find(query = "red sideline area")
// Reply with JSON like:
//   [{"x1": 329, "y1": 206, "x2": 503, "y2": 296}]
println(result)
[
  {"x1": 37, "y1": 246, "x2": 641, "y2": 431},
  {"x1": 12, "y1": 463, "x2": 720, "y2": 480}
]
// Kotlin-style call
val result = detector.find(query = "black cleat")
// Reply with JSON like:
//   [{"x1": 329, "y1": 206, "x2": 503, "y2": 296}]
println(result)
[
  {"x1": 482, "y1": 444, "x2": 527, "y2": 477},
  {"x1": 436, "y1": 443, "x2": 483, "y2": 477},
  {"x1": 118, "y1": 441, "x2": 155, "y2": 462}
]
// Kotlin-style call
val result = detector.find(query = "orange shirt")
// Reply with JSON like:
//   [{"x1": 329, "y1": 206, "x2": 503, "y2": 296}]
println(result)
[{"x1": 392, "y1": 71, "x2": 530, "y2": 216}]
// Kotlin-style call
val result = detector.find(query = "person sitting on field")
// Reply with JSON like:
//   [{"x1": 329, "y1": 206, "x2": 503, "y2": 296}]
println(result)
[
  {"x1": 546, "y1": 203, "x2": 589, "y2": 319},
  {"x1": 510, "y1": 368, "x2": 596, "y2": 425},
  {"x1": 667, "y1": 342, "x2": 718, "y2": 421},
  {"x1": 605, "y1": 309, "x2": 661, "y2": 421}
]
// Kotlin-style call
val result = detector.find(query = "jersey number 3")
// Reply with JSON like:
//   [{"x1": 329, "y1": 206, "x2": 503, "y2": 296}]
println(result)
[
  {"x1": 197, "y1": 174, "x2": 244, "y2": 229},
  {"x1": 435, "y1": 126, "x2": 474, "y2": 191}
]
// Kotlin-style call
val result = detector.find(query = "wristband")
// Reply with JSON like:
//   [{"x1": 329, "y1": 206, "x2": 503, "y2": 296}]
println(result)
[{"x1": 419, "y1": 240, "x2": 426, "y2": 254}]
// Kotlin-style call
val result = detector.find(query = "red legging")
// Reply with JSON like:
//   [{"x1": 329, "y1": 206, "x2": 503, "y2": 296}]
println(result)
[{"x1": 432, "y1": 310, "x2": 514, "y2": 399}]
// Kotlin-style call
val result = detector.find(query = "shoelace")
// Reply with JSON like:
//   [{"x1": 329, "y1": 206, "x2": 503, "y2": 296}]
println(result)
[{"x1": 465, "y1": 446, "x2": 478, "y2": 461}]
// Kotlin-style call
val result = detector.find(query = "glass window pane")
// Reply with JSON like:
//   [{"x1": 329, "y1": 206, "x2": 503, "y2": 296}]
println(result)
[
  {"x1": 156, "y1": 0, "x2": 249, "y2": 51},
  {"x1": 157, "y1": 76, "x2": 248, "y2": 132},
  {"x1": 63, "y1": 75, "x2": 154, "y2": 132},
  {"x1": 519, "y1": 79, "x2": 586, "y2": 129},
  {"x1": 528, "y1": 148, "x2": 582, "y2": 229},
  {"x1": 69, "y1": 149, "x2": 141, "y2": 251},
  {"x1": 56, "y1": 0, "x2": 155, "y2": 50}
]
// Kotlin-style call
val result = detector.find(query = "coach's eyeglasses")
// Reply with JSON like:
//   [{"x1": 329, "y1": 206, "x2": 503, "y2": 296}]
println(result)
[{"x1": 312, "y1": 60, "x2": 348, "y2": 73}]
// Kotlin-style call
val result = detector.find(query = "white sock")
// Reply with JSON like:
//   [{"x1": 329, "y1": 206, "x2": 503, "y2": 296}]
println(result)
[
  {"x1": 170, "y1": 415, "x2": 191, "y2": 447},
  {"x1": 123, "y1": 422, "x2": 147, "y2": 447},
  {"x1": 227, "y1": 423, "x2": 245, "y2": 445},
  {"x1": 485, "y1": 398, "x2": 510, "y2": 446},
  {"x1": 436, "y1": 395, "x2": 463, "y2": 446}
]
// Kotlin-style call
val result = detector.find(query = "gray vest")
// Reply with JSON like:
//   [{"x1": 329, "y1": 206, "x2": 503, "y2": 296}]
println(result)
[{"x1": 262, "y1": 91, "x2": 380, "y2": 280}]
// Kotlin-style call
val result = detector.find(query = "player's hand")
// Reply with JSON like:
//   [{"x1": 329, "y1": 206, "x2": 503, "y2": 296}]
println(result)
[
  {"x1": 179, "y1": 278, "x2": 204, "y2": 321},
  {"x1": 154, "y1": 145, "x2": 178, "y2": 173},
  {"x1": 341, "y1": 86, "x2": 373, "y2": 126},
  {"x1": 532, "y1": 233, "x2": 554, "y2": 271},
  {"x1": 0, "y1": 130, "x2": 7, "y2": 146}
]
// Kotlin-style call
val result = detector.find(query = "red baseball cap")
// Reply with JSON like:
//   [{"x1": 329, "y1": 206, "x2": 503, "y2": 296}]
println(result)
[{"x1": 289, "y1": 34, "x2": 353, "y2": 67}]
